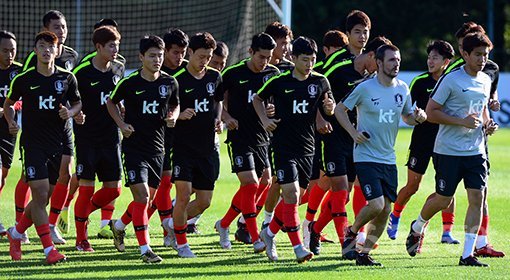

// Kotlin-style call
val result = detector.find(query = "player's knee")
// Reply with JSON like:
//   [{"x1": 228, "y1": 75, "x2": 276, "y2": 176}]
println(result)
[
  {"x1": 367, "y1": 197, "x2": 385, "y2": 213},
  {"x1": 196, "y1": 198, "x2": 211, "y2": 212}
]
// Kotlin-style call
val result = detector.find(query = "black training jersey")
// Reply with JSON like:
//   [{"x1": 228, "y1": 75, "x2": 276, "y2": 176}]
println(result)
[
  {"x1": 315, "y1": 46, "x2": 354, "y2": 74},
  {"x1": 162, "y1": 60, "x2": 189, "y2": 77},
  {"x1": 23, "y1": 45, "x2": 79, "y2": 72},
  {"x1": 222, "y1": 59, "x2": 280, "y2": 147},
  {"x1": 274, "y1": 59, "x2": 294, "y2": 72},
  {"x1": 0, "y1": 62, "x2": 22, "y2": 138},
  {"x1": 110, "y1": 70, "x2": 179, "y2": 156},
  {"x1": 73, "y1": 60, "x2": 124, "y2": 147},
  {"x1": 408, "y1": 72, "x2": 439, "y2": 140},
  {"x1": 173, "y1": 66, "x2": 223, "y2": 157},
  {"x1": 78, "y1": 51, "x2": 126, "y2": 78},
  {"x1": 80, "y1": 51, "x2": 126, "y2": 65},
  {"x1": 257, "y1": 70, "x2": 331, "y2": 157},
  {"x1": 445, "y1": 57, "x2": 499, "y2": 96},
  {"x1": 8, "y1": 66, "x2": 81, "y2": 151}
]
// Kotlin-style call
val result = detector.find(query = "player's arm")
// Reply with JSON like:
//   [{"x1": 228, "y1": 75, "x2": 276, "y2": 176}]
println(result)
[
  {"x1": 426, "y1": 98, "x2": 480, "y2": 129},
  {"x1": 3, "y1": 98, "x2": 19, "y2": 135},
  {"x1": 221, "y1": 90, "x2": 238, "y2": 130},
  {"x1": 334, "y1": 102, "x2": 368, "y2": 144},
  {"x1": 253, "y1": 95, "x2": 279, "y2": 132},
  {"x1": 482, "y1": 104, "x2": 498, "y2": 136},
  {"x1": 107, "y1": 98, "x2": 134, "y2": 138},
  {"x1": 316, "y1": 110, "x2": 332, "y2": 134},
  {"x1": 59, "y1": 100, "x2": 82, "y2": 120}
]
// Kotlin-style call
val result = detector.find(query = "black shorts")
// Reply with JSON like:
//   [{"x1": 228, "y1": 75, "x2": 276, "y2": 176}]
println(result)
[
  {"x1": 323, "y1": 144, "x2": 356, "y2": 182},
  {"x1": 406, "y1": 147, "x2": 434, "y2": 175},
  {"x1": 163, "y1": 128, "x2": 174, "y2": 171},
  {"x1": 310, "y1": 135, "x2": 323, "y2": 181},
  {"x1": 21, "y1": 147, "x2": 62, "y2": 185},
  {"x1": 171, "y1": 152, "x2": 219, "y2": 191},
  {"x1": 226, "y1": 142, "x2": 269, "y2": 178},
  {"x1": 123, "y1": 152, "x2": 164, "y2": 188},
  {"x1": 0, "y1": 134, "x2": 16, "y2": 169},
  {"x1": 432, "y1": 153, "x2": 488, "y2": 197},
  {"x1": 355, "y1": 162, "x2": 398, "y2": 202},
  {"x1": 76, "y1": 144, "x2": 122, "y2": 182},
  {"x1": 62, "y1": 121, "x2": 74, "y2": 156},
  {"x1": 273, "y1": 154, "x2": 313, "y2": 189}
]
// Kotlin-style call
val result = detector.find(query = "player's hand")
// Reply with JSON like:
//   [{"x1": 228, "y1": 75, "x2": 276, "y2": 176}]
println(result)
[
  {"x1": 414, "y1": 107, "x2": 427, "y2": 124},
  {"x1": 265, "y1": 103, "x2": 275, "y2": 117},
  {"x1": 462, "y1": 113, "x2": 482, "y2": 129},
  {"x1": 13, "y1": 101, "x2": 22, "y2": 111},
  {"x1": 489, "y1": 99, "x2": 500, "y2": 112},
  {"x1": 73, "y1": 110, "x2": 86, "y2": 125},
  {"x1": 316, "y1": 118, "x2": 333, "y2": 134},
  {"x1": 263, "y1": 118, "x2": 280, "y2": 132},
  {"x1": 58, "y1": 104, "x2": 72, "y2": 120},
  {"x1": 178, "y1": 108, "x2": 196, "y2": 120},
  {"x1": 352, "y1": 130, "x2": 370, "y2": 144},
  {"x1": 165, "y1": 111, "x2": 178, "y2": 128},
  {"x1": 8, "y1": 120, "x2": 19, "y2": 135},
  {"x1": 485, "y1": 119, "x2": 499, "y2": 136},
  {"x1": 120, "y1": 123, "x2": 135, "y2": 138},
  {"x1": 322, "y1": 93, "x2": 336, "y2": 115},
  {"x1": 224, "y1": 116, "x2": 239, "y2": 130},
  {"x1": 214, "y1": 118, "x2": 223, "y2": 134},
  {"x1": 119, "y1": 104, "x2": 126, "y2": 120}
]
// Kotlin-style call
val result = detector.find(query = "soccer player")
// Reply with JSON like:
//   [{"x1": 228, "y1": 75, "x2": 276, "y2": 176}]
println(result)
[
  {"x1": 161, "y1": 32, "x2": 223, "y2": 258},
  {"x1": 107, "y1": 35, "x2": 179, "y2": 263},
  {"x1": 215, "y1": 32, "x2": 278, "y2": 252},
  {"x1": 209, "y1": 41, "x2": 229, "y2": 71},
  {"x1": 0, "y1": 30, "x2": 22, "y2": 235},
  {"x1": 78, "y1": 18, "x2": 127, "y2": 66},
  {"x1": 4, "y1": 31, "x2": 82, "y2": 264},
  {"x1": 405, "y1": 33, "x2": 497, "y2": 267},
  {"x1": 162, "y1": 28, "x2": 189, "y2": 75},
  {"x1": 255, "y1": 36, "x2": 336, "y2": 263},
  {"x1": 72, "y1": 26, "x2": 124, "y2": 252},
  {"x1": 265, "y1": 21, "x2": 294, "y2": 71},
  {"x1": 336, "y1": 44, "x2": 426, "y2": 266},
  {"x1": 386, "y1": 40, "x2": 455, "y2": 242}
]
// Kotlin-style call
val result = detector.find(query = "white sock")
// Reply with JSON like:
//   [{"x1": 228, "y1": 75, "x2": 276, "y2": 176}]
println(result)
[
  {"x1": 267, "y1": 227, "x2": 276, "y2": 237},
  {"x1": 264, "y1": 211, "x2": 273, "y2": 224},
  {"x1": 100, "y1": 220, "x2": 109, "y2": 229},
  {"x1": 43, "y1": 246, "x2": 54, "y2": 256},
  {"x1": 238, "y1": 216, "x2": 246, "y2": 224},
  {"x1": 293, "y1": 244, "x2": 302, "y2": 250},
  {"x1": 412, "y1": 214, "x2": 428, "y2": 234},
  {"x1": 462, "y1": 233, "x2": 477, "y2": 259},
  {"x1": 140, "y1": 244, "x2": 150, "y2": 255},
  {"x1": 49, "y1": 224, "x2": 56, "y2": 228},
  {"x1": 475, "y1": 235, "x2": 488, "y2": 249},
  {"x1": 177, "y1": 243, "x2": 188, "y2": 249},
  {"x1": 115, "y1": 219, "x2": 126, "y2": 231},
  {"x1": 167, "y1": 218, "x2": 174, "y2": 229},
  {"x1": 357, "y1": 232, "x2": 366, "y2": 244},
  {"x1": 187, "y1": 214, "x2": 201, "y2": 225},
  {"x1": 11, "y1": 227, "x2": 23, "y2": 239}
]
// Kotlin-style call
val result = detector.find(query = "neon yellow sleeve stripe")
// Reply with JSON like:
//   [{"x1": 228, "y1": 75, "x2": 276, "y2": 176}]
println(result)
[
  {"x1": 445, "y1": 58, "x2": 464, "y2": 74},
  {"x1": 322, "y1": 48, "x2": 347, "y2": 69},
  {"x1": 81, "y1": 51, "x2": 97, "y2": 62},
  {"x1": 324, "y1": 60, "x2": 352, "y2": 77},
  {"x1": 13, "y1": 61, "x2": 23, "y2": 67},
  {"x1": 110, "y1": 70, "x2": 139, "y2": 100},
  {"x1": 7, "y1": 67, "x2": 34, "y2": 99},
  {"x1": 221, "y1": 59, "x2": 246, "y2": 76},
  {"x1": 73, "y1": 61, "x2": 91, "y2": 74},
  {"x1": 22, "y1": 52, "x2": 36, "y2": 71},
  {"x1": 314, "y1": 61, "x2": 324, "y2": 69},
  {"x1": 409, "y1": 72, "x2": 429, "y2": 91},
  {"x1": 56, "y1": 65, "x2": 72, "y2": 74},
  {"x1": 257, "y1": 70, "x2": 290, "y2": 94},
  {"x1": 173, "y1": 67, "x2": 186, "y2": 78}
]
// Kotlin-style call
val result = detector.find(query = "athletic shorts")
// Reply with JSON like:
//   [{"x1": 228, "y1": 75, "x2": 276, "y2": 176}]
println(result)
[
  {"x1": 171, "y1": 152, "x2": 220, "y2": 191},
  {"x1": 163, "y1": 128, "x2": 174, "y2": 171},
  {"x1": 273, "y1": 154, "x2": 313, "y2": 189},
  {"x1": 123, "y1": 152, "x2": 164, "y2": 189},
  {"x1": 76, "y1": 143, "x2": 122, "y2": 182},
  {"x1": 310, "y1": 134, "x2": 323, "y2": 181},
  {"x1": 355, "y1": 162, "x2": 398, "y2": 202},
  {"x1": 226, "y1": 141, "x2": 269, "y2": 178},
  {"x1": 0, "y1": 134, "x2": 16, "y2": 169},
  {"x1": 323, "y1": 144, "x2": 356, "y2": 182},
  {"x1": 432, "y1": 153, "x2": 488, "y2": 197},
  {"x1": 21, "y1": 147, "x2": 62, "y2": 185},
  {"x1": 62, "y1": 120, "x2": 74, "y2": 156},
  {"x1": 407, "y1": 130, "x2": 435, "y2": 175}
]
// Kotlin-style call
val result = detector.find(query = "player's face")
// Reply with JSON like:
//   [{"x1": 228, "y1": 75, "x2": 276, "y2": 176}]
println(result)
[
  {"x1": 457, "y1": 37, "x2": 464, "y2": 54},
  {"x1": 273, "y1": 36, "x2": 291, "y2": 60},
  {"x1": 463, "y1": 46, "x2": 489, "y2": 73},
  {"x1": 164, "y1": 44, "x2": 186, "y2": 68},
  {"x1": 0, "y1": 38, "x2": 16, "y2": 69},
  {"x1": 379, "y1": 49, "x2": 401, "y2": 79},
  {"x1": 97, "y1": 40, "x2": 119, "y2": 62},
  {"x1": 347, "y1": 24, "x2": 369, "y2": 50},
  {"x1": 366, "y1": 52, "x2": 377, "y2": 73},
  {"x1": 208, "y1": 54, "x2": 227, "y2": 71},
  {"x1": 140, "y1": 47, "x2": 164, "y2": 73},
  {"x1": 189, "y1": 48, "x2": 213, "y2": 73},
  {"x1": 34, "y1": 39, "x2": 57, "y2": 65},
  {"x1": 293, "y1": 53, "x2": 316, "y2": 76},
  {"x1": 46, "y1": 18, "x2": 67, "y2": 45},
  {"x1": 427, "y1": 49, "x2": 448, "y2": 75},
  {"x1": 250, "y1": 48, "x2": 273, "y2": 73}
]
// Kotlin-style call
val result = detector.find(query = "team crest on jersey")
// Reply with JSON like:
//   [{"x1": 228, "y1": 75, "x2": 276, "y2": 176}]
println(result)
[
  {"x1": 174, "y1": 166, "x2": 181, "y2": 177},
  {"x1": 27, "y1": 166, "x2": 36, "y2": 179},
  {"x1": 76, "y1": 164, "x2": 84, "y2": 175},
  {"x1": 394, "y1": 93, "x2": 404, "y2": 107},
  {"x1": 128, "y1": 170, "x2": 136, "y2": 181},
  {"x1": 65, "y1": 60, "x2": 73, "y2": 71},
  {"x1": 409, "y1": 157, "x2": 417, "y2": 168},
  {"x1": 159, "y1": 85, "x2": 170, "y2": 98},
  {"x1": 262, "y1": 74, "x2": 272, "y2": 83},
  {"x1": 326, "y1": 162, "x2": 336, "y2": 173},
  {"x1": 235, "y1": 156, "x2": 243, "y2": 167},
  {"x1": 308, "y1": 84, "x2": 318, "y2": 97},
  {"x1": 206, "y1": 82, "x2": 215, "y2": 95},
  {"x1": 438, "y1": 179, "x2": 446, "y2": 192},
  {"x1": 9, "y1": 70, "x2": 18, "y2": 80},
  {"x1": 112, "y1": 75, "x2": 120, "y2": 85},
  {"x1": 276, "y1": 170, "x2": 285, "y2": 181},
  {"x1": 55, "y1": 80, "x2": 65, "y2": 94},
  {"x1": 364, "y1": 184, "x2": 372, "y2": 197}
]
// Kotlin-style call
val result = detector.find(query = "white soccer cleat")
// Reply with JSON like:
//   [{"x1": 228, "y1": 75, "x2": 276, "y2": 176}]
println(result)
[
  {"x1": 302, "y1": 219, "x2": 311, "y2": 249},
  {"x1": 260, "y1": 227, "x2": 278, "y2": 261},
  {"x1": 215, "y1": 220, "x2": 231, "y2": 249},
  {"x1": 177, "y1": 244, "x2": 196, "y2": 258},
  {"x1": 294, "y1": 244, "x2": 314, "y2": 263},
  {"x1": 253, "y1": 239, "x2": 266, "y2": 253},
  {"x1": 162, "y1": 221, "x2": 177, "y2": 250},
  {"x1": 50, "y1": 225, "x2": 66, "y2": 245}
]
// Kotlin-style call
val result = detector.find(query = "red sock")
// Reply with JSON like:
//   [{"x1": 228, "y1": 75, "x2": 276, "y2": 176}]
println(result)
[
  {"x1": 268, "y1": 200, "x2": 284, "y2": 235},
  {"x1": 174, "y1": 224, "x2": 188, "y2": 246},
  {"x1": 392, "y1": 202, "x2": 405, "y2": 218},
  {"x1": 90, "y1": 187, "x2": 121, "y2": 213},
  {"x1": 282, "y1": 201, "x2": 301, "y2": 246},
  {"x1": 331, "y1": 190, "x2": 348, "y2": 243},
  {"x1": 255, "y1": 184, "x2": 270, "y2": 216},
  {"x1": 64, "y1": 192, "x2": 75, "y2": 208},
  {"x1": 155, "y1": 177, "x2": 173, "y2": 221},
  {"x1": 220, "y1": 187, "x2": 242, "y2": 228},
  {"x1": 74, "y1": 186, "x2": 94, "y2": 242},
  {"x1": 306, "y1": 184, "x2": 327, "y2": 221},
  {"x1": 442, "y1": 212, "x2": 454, "y2": 233},
  {"x1": 241, "y1": 183, "x2": 259, "y2": 241},
  {"x1": 48, "y1": 182, "x2": 69, "y2": 225},
  {"x1": 478, "y1": 215, "x2": 489, "y2": 236},
  {"x1": 313, "y1": 191, "x2": 332, "y2": 233},
  {"x1": 101, "y1": 203, "x2": 115, "y2": 221},
  {"x1": 14, "y1": 179, "x2": 31, "y2": 222},
  {"x1": 132, "y1": 201, "x2": 149, "y2": 246},
  {"x1": 121, "y1": 202, "x2": 135, "y2": 225},
  {"x1": 15, "y1": 214, "x2": 33, "y2": 234},
  {"x1": 35, "y1": 224, "x2": 54, "y2": 249},
  {"x1": 300, "y1": 188, "x2": 309, "y2": 205}
]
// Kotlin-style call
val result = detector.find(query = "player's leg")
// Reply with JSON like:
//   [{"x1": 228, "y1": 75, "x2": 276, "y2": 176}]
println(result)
[
  {"x1": 57, "y1": 173, "x2": 78, "y2": 234},
  {"x1": 474, "y1": 186, "x2": 505, "y2": 257},
  {"x1": 172, "y1": 180, "x2": 195, "y2": 257},
  {"x1": 48, "y1": 153, "x2": 73, "y2": 244}
]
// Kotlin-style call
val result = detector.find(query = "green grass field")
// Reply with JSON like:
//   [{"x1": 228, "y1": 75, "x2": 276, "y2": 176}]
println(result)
[{"x1": 0, "y1": 129, "x2": 509, "y2": 279}]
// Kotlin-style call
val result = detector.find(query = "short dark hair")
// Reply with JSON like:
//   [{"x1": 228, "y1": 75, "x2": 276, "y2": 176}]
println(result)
[
  {"x1": 375, "y1": 44, "x2": 399, "y2": 62},
  {"x1": 163, "y1": 28, "x2": 189, "y2": 49},
  {"x1": 188, "y1": 32, "x2": 216, "y2": 51},
  {"x1": 455, "y1": 21, "x2": 486, "y2": 39},
  {"x1": 323, "y1": 30, "x2": 348, "y2": 49},
  {"x1": 251, "y1": 32, "x2": 276, "y2": 52},
  {"x1": 0, "y1": 30, "x2": 16, "y2": 41},
  {"x1": 93, "y1": 26, "x2": 121, "y2": 47},
  {"x1": 462, "y1": 32, "x2": 493, "y2": 54},
  {"x1": 214, "y1": 41, "x2": 229, "y2": 58},
  {"x1": 363, "y1": 36, "x2": 392, "y2": 54},
  {"x1": 94, "y1": 18, "x2": 118, "y2": 30},
  {"x1": 265, "y1": 21, "x2": 293, "y2": 40},
  {"x1": 292, "y1": 36, "x2": 317, "y2": 56},
  {"x1": 426, "y1": 40, "x2": 455, "y2": 59},
  {"x1": 42, "y1": 10, "x2": 65, "y2": 28},
  {"x1": 34, "y1": 31, "x2": 58, "y2": 47},
  {"x1": 346, "y1": 10, "x2": 371, "y2": 33},
  {"x1": 139, "y1": 35, "x2": 164, "y2": 55}
]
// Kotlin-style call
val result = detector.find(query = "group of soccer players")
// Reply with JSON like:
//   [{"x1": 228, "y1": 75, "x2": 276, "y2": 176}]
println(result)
[{"x1": 0, "y1": 8, "x2": 504, "y2": 267}]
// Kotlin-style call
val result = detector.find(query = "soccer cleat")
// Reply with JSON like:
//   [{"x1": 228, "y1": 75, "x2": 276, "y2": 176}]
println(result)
[
  {"x1": 474, "y1": 244, "x2": 505, "y2": 258},
  {"x1": 308, "y1": 221, "x2": 321, "y2": 255},
  {"x1": 50, "y1": 225, "x2": 66, "y2": 245},
  {"x1": 57, "y1": 208, "x2": 69, "y2": 234},
  {"x1": 320, "y1": 232, "x2": 334, "y2": 243},
  {"x1": 302, "y1": 219, "x2": 311, "y2": 249},
  {"x1": 161, "y1": 222, "x2": 177, "y2": 250},
  {"x1": 215, "y1": 220, "x2": 232, "y2": 249},
  {"x1": 253, "y1": 239, "x2": 266, "y2": 253},
  {"x1": 406, "y1": 221, "x2": 422, "y2": 257},
  {"x1": 386, "y1": 213, "x2": 400, "y2": 240},
  {"x1": 260, "y1": 227, "x2": 278, "y2": 261},
  {"x1": 356, "y1": 253, "x2": 383, "y2": 266},
  {"x1": 20, "y1": 231, "x2": 30, "y2": 244},
  {"x1": 294, "y1": 244, "x2": 314, "y2": 263},
  {"x1": 342, "y1": 226, "x2": 358, "y2": 260},
  {"x1": 261, "y1": 221, "x2": 269, "y2": 230},
  {"x1": 441, "y1": 232, "x2": 460, "y2": 244},
  {"x1": 177, "y1": 244, "x2": 196, "y2": 258},
  {"x1": 234, "y1": 220, "x2": 252, "y2": 244},
  {"x1": 459, "y1": 255, "x2": 489, "y2": 267},
  {"x1": 76, "y1": 239, "x2": 94, "y2": 252},
  {"x1": 142, "y1": 250, "x2": 163, "y2": 263},
  {"x1": 109, "y1": 219, "x2": 125, "y2": 252},
  {"x1": 97, "y1": 226, "x2": 114, "y2": 239},
  {"x1": 0, "y1": 222, "x2": 7, "y2": 236},
  {"x1": 6, "y1": 227, "x2": 22, "y2": 260},
  {"x1": 186, "y1": 224, "x2": 200, "y2": 234},
  {"x1": 46, "y1": 248, "x2": 66, "y2": 265}
]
